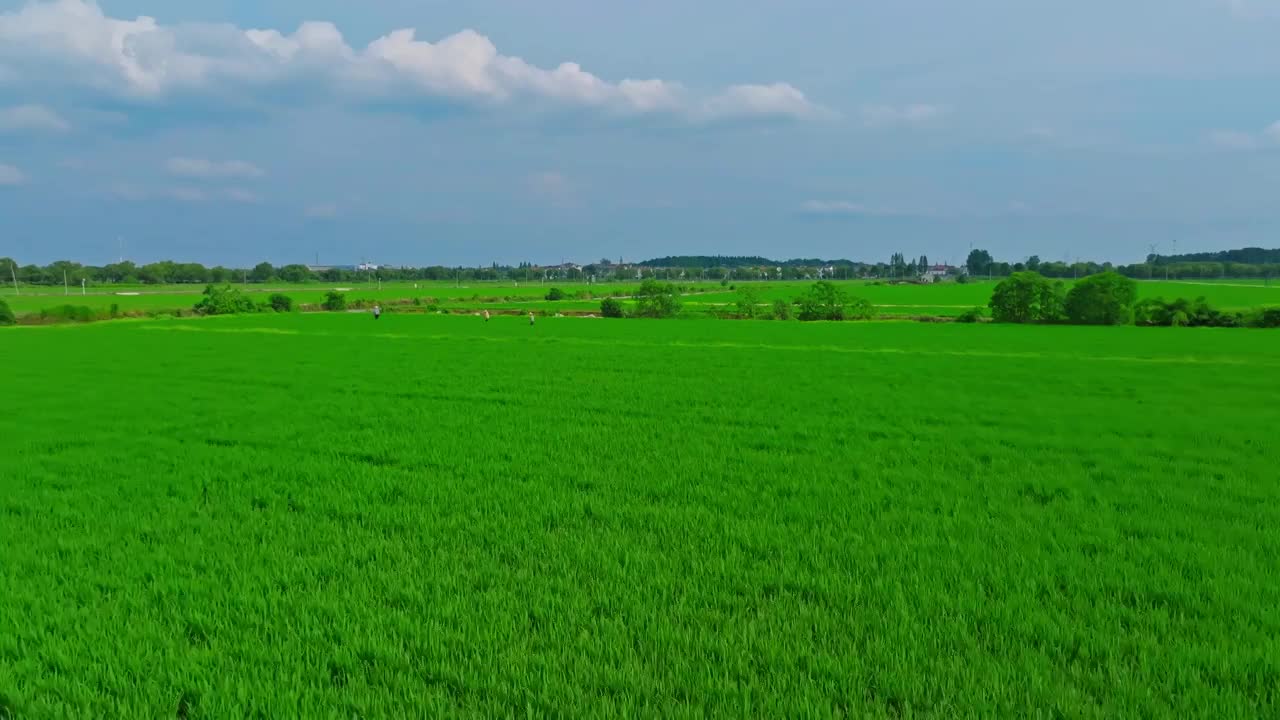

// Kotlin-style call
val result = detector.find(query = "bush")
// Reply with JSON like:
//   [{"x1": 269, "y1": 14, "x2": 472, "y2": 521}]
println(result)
[
  {"x1": 0, "y1": 298, "x2": 13, "y2": 326},
  {"x1": 269, "y1": 294, "x2": 294, "y2": 313},
  {"x1": 797, "y1": 281, "x2": 872, "y2": 321},
  {"x1": 736, "y1": 287, "x2": 761, "y2": 319},
  {"x1": 772, "y1": 299, "x2": 792, "y2": 320},
  {"x1": 600, "y1": 298, "x2": 625, "y2": 318},
  {"x1": 39, "y1": 305, "x2": 98, "y2": 323},
  {"x1": 989, "y1": 272, "x2": 1065, "y2": 323},
  {"x1": 194, "y1": 285, "x2": 257, "y2": 316},
  {"x1": 1136, "y1": 296, "x2": 1241, "y2": 328},
  {"x1": 955, "y1": 274, "x2": 970, "y2": 284},
  {"x1": 545, "y1": 288, "x2": 566, "y2": 301},
  {"x1": 956, "y1": 307, "x2": 985, "y2": 323},
  {"x1": 633, "y1": 279, "x2": 682, "y2": 318},
  {"x1": 322, "y1": 291, "x2": 347, "y2": 312},
  {"x1": 1064, "y1": 272, "x2": 1137, "y2": 325},
  {"x1": 1248, "y1": 307, "x2": 1280, "y2": 328}
]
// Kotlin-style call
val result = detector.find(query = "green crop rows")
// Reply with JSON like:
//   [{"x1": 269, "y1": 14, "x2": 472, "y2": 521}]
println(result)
[{"x1": 2, "y1": 314, "x2": 1278, "y2": 717}]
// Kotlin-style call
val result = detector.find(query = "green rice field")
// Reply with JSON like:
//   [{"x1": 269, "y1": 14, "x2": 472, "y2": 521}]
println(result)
[
  {"x1": 5, "y1": 278, "x2": 1278, "y2": 320},
  {"x1": 2, "y1": 314, "x2": 1278, "y2": 717}
]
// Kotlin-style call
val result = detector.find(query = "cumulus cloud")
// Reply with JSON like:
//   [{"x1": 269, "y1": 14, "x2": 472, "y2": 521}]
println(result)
[
  {"x1": 224, "y1": 187, "x2": 260, "y2": 203},
  {"x1": 799, "y1": 200, "x2": 907, "y2": 217},
  {"x1": 1208, "y1": 122, "x2": 1280, "y2": 150},
  {"x1": 0, "y1": 1, "x2": 821, "y2": 124},
  {"x1": 166, "y1": 157, "x2": 264, "y2": 179},
  {"x1": 0, "y1": 162, "x2": 26, "y2": 185},
  {"x1": 0, "y1": 104, "x2": 70, "y2": 133},
  {"x1": 526, "y1": 171, "x2": 577, "y2": 208},
  {"x1": 164, "y1": 186, "x2": 206, "y2": 202},
  {"x1": 1223, "y1": 0, "x2": 1280, "y2": 19},
  {"x1": 860, "y1": 104, "x2": 946, "y2": 128},
  {"x1": 700, "y1": 83, "x2": 825, "y2": 121},
  {"x1": 1208, "y1": 129, "x2": 1259, "y2": 150}
]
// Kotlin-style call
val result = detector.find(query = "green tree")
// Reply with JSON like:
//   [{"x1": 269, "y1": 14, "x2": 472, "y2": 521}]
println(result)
[
  {"x1": 249, "y1": 262, "x2": 276, "y2": 283},
  {"x1": 797, "y1": 281, "x2": 873, "y2": 321},
  {"x1": 736, "y1": 286, "x2": 761, "y2": 318},
  {"x1": 545, "y1": 288, "x2": 566, "y2": 301},
  {"x1": 1026, "y1": 255, "x2": 1041, "y2": 272},
  {"x1": 989, "y1": 272, "x2": 1065, "y2": 323},
  {"x1": 322, "y1": 291, "x2": 347, "y2": 312},
  {"x1": 278, "y1": 264, "x2": 312, "y2": 284},
  {"x1": 600, "y1": 298, "x2": 624, "y2": 318},
  {"x1": 772, "y1": 298, "x2": 792, "y2": 320},
  {"x1": 0, "y1": 298, "x2": 14, "y2": 326},
  {"x1": 966, "y1": 249, "x2": 994, "y2": 276},
  {"x1": 1064, "y1": 272, "x2": 1138, "y2": 325},
  {"x1": 194, "y1": 285, "x2": 257, "y2": 316},
  {"x1": 633, "y1": 279, "x2": 681, "y2": 318},
  {"x1": 268, "y1": 294, "x2": 295, "y2": 313}
]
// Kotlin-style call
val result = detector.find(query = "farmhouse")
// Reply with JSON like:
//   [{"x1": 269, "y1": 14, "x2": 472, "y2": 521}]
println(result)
[{"x1": 922, "y1": 264, "x2": 952, "y2": 282}]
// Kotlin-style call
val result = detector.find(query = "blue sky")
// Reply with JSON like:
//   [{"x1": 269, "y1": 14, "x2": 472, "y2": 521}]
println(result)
[{"x1": 2, "y1": 0, "x2": 1279, "y2": 267}]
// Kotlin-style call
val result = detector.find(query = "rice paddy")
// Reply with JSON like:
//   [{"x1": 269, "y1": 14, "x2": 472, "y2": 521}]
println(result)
[
  {"x1": 2, "y1": 314, "x2": 1278, "y2": 717},
  {"x1": 5, "y1": 278, "x2": 1277, "y2": 320}
]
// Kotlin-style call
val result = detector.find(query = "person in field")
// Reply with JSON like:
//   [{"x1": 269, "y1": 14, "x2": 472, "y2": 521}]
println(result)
[
  {"x1": 529, "y1": 311, "x2": 535, "y2": 326},
  {"x1": 373, "y1": 304, "x2": 382, "y2": 320},
  {"x1": 483, "y1": 310, "x2": 491, "y2": 323}
]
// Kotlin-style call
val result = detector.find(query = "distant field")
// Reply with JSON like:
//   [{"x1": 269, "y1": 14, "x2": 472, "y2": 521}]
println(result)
[
  {"x1": 2, "y1": 314, "x2": 1278, "y2": 716},
  {"x1": 6, "y1": 277, "x2": 1277, "y2": 320}
]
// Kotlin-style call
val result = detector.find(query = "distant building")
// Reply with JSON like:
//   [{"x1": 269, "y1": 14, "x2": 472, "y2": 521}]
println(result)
[
  {"x1": 307, "y1": 265, "x2": 357, "y2": 273},
  {"x1": 922, "y1": 265, "x2": 952, "y2": 282}
]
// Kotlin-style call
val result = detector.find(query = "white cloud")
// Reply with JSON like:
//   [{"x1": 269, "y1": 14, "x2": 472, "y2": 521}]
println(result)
[
  {"x1": 701, "y1": 83, "x2": 825, "y2": 121},
  {"x1": 167, "y1": 157, "x2": 264, "y2": 179},
  {"x1": 164, "y1": 186, "x2": 207, "y2": 202},
  {"x1": 224, "y1": 187, "x2": 260, "y2": 203},
  {"x1": 304, "y1": 203, "x2": 339, "y2": 218},
  {"x1": 1223, "y1": 0, "x2": 1280, "y2": 19},
  {"x1": 800, "y1": 200, "x2": 907, "y2": 217},
  {"x1": 526, "y1": 171, "x2": 576, "y2": 207},
  {"x1": 860, "y1": 104, "x2": 946, "y2": 128},
  {"x1": 1208, "y1": 129, "x2": 1259, "y2": 150},
  {"x1": 0, "y1": 1, "x2": 819, "y2": 124},
  {"x1": 0, "y1": 162, "x2": 26, "y2": 185},
  {"x1": 0, "y1": 104, "x2": 70, "y2": 133},
  {"x1": 1208, "y1": 123, "x2": 1280, "y2": 150}
]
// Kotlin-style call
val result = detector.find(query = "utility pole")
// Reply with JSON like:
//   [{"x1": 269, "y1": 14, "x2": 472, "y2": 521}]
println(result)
[
  {"x1": 64, "y1": 270, "x2": 69, "y2": 296},
  {"x1": 1148, "y1": 243, "x2": 1158, "y2": 280},
  {"x1": 10, "y1": 262, "x2": 18, "y2": 295}
]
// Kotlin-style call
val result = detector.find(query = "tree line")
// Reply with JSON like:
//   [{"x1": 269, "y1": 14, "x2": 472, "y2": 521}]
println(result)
[
  {"x1": 3, "y1": 246, "x2": 1278, "y2": 289},
  {"x1": 987, "y1": 271, "x2": 1279, "y2": 328}
]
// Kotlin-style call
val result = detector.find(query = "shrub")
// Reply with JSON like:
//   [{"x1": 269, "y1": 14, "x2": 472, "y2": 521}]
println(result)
[
  {"x1": 109, "y1": 303, "x2": 121, "y2": 318},
  {"x1": 39, "y1": 305, "x2": 98, "y2": 323},
  {"x1": 0, "y1": 298, "x2": 14, "y2": 326},
  {"x1": 736, "y1": 287, "x2": 761, "y2": 319},
  {"x1": 955, "y1": 274, "x2": 970, "y2": 284},
  {"x1": 1248, "y1": 307, "x2": 1280, "y2": 328},
  {"x1": 956, "y1": 307, "x2": 985, "y2": 323},
  {"x1": 545, "y1": 288, "x2": 566, "y2": 301},
  {"x1": 1064, "y1": 272, "x2": 1137, "y2": 325},
  {"x1": 633, "y1": 279, "x2": 681, "y2": 318},
  {"x1": 194, "y1": 285, "x2": 257, "y2": 316},
  {"x1": 322, "y1": 291, "x2": 347, "y2": 312},
  {"x1": 797, "y1": 281, "x2": 871, "y2": 321},
  {"x1": 269, "y1": 294, "x2": 294, "y2": 313},
  {"x1": 600, "y1": 298, "x2": 625, "y2": 318},
  {"x1": 772, "y1": 299, "x2": 792, "y2": 320},
  {"x1": 989, "y1": 272, "x2": 1065, "y2": 323}
]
